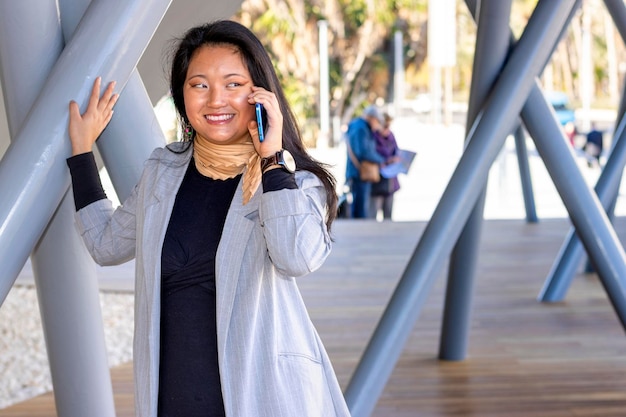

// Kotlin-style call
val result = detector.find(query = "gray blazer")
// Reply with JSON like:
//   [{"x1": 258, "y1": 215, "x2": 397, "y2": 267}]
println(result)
[{"x1": 74, "y1": 143, "x2": 351, "y2": 417}]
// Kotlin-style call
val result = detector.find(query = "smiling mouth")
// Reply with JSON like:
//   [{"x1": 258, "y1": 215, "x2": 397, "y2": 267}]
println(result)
[{"x1": 205, "y1": 114, "x2": 234, "y2": 122}]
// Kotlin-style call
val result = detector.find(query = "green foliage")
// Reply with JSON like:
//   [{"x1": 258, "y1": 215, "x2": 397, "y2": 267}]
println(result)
[
  {"x1": 306, "y1": 2, "x2": 325, "y2": 21},
  {"x1": 237, "y1": 0, "x2": 438, "y2": 129},
  {"x1": 338, "y1": 0, "x2": 368, "y2": 33},
  {"x1": 253, "y1": 11, "x2": 294, "y2": 45},
  {"x1": 235, "y1": 0, "x2": 620, "y2": 136},
  {"x1": 281, "y1": 73, "x2": 315, "y2": 119},
  {"x1": 328, "y1": 59, "x2": 343, "y2": 97}
]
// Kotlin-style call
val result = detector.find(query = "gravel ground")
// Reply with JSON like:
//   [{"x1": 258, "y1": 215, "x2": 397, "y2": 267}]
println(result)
[{"x1": 0, "y1": 285, "x2": 134, "y2": 409}]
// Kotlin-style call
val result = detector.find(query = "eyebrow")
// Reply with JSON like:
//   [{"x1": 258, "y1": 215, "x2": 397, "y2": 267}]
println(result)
[
  {"x1": 186, "y1": 73, "x2": 248, "y2": 80},
  {"x1": 224, "y1": 72, "x2": 248, "y2": 79},
  {"x1": 186, "y1": 74, "x2": 207, "y2": 81}
]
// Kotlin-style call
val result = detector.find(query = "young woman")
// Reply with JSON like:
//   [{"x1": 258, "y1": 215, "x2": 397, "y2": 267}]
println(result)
[{"x1": 67, "y1": 19, "x2": 350, "y2": 417}]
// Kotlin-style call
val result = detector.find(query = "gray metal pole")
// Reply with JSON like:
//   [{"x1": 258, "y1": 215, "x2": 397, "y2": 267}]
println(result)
[
  {"x1": 0, "y1": 2, "x2": 116, "y2": 416},
  {"x1": 439, "y1": 0, "x2": 579, "y2": 361},
  {"x1": 538, "y1": 0, "x2": 626, "y2": 301},
  {"x1": 0, "y1": 5, "x2": 61, "y2": 135},
  {"x1": 32, "y1": 197, "x2": 116, "y2": 417},
  {"x1": 513, "y1": 124, "x2": 538, "y2": 223},
  {"x1": 97, "y1": 69, "x2": 167, "y2": 201},
  {"x1": 522, "y1": 82, "x2": 626, "y2": 315},
  {"x1": 539, "y1": 106, "x2": 626, "y2": 301},
  {"x1": 439, "y1": 0, "x2": 513, "y2": 361},
  {"x1": 60, "y1": 0, "x2": 167, "y2": 202},
  {"x1": 0, "y1": 0, "x2": 171, "y2": 304},
  {"x1": 605, "y1": 0, "x2": 626, "y2": 41},
  {"x1": 345, "y1": 2, "x2": 575, "y2": 416}
]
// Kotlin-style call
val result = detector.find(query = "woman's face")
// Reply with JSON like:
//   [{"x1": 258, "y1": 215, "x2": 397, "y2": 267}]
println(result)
[{"x1": 183, "y1": 44, "x2": 255, "y2": 145}]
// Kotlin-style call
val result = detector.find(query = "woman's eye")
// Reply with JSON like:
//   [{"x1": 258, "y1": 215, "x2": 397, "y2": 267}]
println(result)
[
  {"x1": 227, "y1": 82, "x2": 242, "y2": 88},
  {"x1": 192, "y1": 83, "x2": 207, "y2": 89}
]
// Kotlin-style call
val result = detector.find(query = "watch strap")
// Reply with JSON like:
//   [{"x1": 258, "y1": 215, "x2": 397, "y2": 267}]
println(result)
[{"x1": 261, "y1": 152, "x2": 280, "y2": 172}]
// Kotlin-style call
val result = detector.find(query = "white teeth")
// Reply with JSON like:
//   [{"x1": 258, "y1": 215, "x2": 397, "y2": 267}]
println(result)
[{"x1": 206, "y1": 114, "x2": 233, "y2": 121}]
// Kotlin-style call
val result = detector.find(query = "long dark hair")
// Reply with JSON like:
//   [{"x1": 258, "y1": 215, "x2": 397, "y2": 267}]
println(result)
[{"x1": 168, "y1": 20, "x2": 338, "y2": 230}]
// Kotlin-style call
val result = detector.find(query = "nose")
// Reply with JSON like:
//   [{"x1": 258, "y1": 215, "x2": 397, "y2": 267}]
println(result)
[{"x1": 206, "y1": 87, "x2": 225, "y2": 107}]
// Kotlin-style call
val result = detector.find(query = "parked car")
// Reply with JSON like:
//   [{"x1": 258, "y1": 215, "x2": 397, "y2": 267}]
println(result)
[{"x1": 545, "y1": 91, "x2": 577, "y2": 144}]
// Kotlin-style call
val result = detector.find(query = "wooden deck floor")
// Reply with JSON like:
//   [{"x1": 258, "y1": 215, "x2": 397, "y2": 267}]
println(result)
[{"x1": 2, "y1": 217, "x2": 626, "y2": 417}]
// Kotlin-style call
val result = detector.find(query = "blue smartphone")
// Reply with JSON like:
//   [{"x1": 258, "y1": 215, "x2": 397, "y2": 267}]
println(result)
[{"x1": 255, "y1": 102, "x2": 266, "y2": 142}]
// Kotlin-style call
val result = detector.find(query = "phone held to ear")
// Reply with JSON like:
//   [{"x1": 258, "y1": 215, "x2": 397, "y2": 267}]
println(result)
[{"x1": 255, "y1": 103, "x2": 266, "y2": 142}]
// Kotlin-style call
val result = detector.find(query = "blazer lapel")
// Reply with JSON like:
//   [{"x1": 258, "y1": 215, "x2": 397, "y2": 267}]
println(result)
[
  {"x1": 149, "y1": 148, "x2": 191, "y2": 207},
  {"x1": 140, "y1": 147, "x2": 191, "y2": 322}
]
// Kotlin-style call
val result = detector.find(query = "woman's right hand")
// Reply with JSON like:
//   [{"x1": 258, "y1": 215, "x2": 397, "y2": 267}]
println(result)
[{"x1": 68, "y1": 77, "x2": 119, "y2": 156}]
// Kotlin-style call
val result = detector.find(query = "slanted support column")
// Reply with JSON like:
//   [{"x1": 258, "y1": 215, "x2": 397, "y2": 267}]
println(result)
[
  {"x1": 0, "y1": 0, "x2": 172, "y2": 305},
  {"x1": 520, "y1": 81, "x2": 626, "y2": 318},
  {"x1": 97, "y1": 70, "x2": 168, "y2": 201},
  {"x1": 439, "y1": 0, "x2": 578, "y2": 362},
  {"x1": 59, "y1": 0, "x2": 167, "y2": 202},
  {"x1": 439, "y1": 0, "x2": 513, "y2": 362},
  {"x1": 513, "y1": 124, "x2": 538, "y2": 223},
  {"x1": 538, "y1": 89, "x2": 626, "y2": 301},
  {"x1": 31, "y1": 197, "x2": 115, "y2": 417},
  {"x1": 538, "y1": 0, "x2": 626, "y2": 301},
  {"x1": 0, "y1": 2, "x2": 115, "y2": 415},
  {"x1": 345, "y1": 2, "x2": 575, "y2": 416}
]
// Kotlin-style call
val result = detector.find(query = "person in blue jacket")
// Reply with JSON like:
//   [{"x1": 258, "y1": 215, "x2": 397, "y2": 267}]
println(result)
[{"x1": 345, "y1": 105, "x2": 385, "y2": 218}]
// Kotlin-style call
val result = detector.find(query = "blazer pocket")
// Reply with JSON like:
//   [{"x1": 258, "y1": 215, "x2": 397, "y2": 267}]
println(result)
[
  {"x1": 276, "y1": 352, "x2": 327, "y2": 415},
  {"x1": 278, "y1": 351, "x2": 322, "y2": 365}
]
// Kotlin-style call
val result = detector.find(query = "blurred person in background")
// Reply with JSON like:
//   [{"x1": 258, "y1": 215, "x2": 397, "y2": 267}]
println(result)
[
  {"x1": 584, "y1": 122, "x2": 604, "y2": 168},
  {"x1": 345, "y1": 105, "x2": 385, "y2": 218},
  {"x1": 369, "y1": 113, "x2": 401, "y2": 221}
]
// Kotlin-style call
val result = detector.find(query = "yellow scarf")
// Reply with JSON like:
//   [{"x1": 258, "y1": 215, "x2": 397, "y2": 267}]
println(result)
[{"x1": 193, "y1": 137, "x2": 261, "y2": 205}]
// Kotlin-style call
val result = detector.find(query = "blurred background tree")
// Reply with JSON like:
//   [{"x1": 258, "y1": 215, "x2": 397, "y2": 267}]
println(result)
[
  {"x1": 235, "y1": 0, "x2": 432, "y2": 145},
  {"x1": 232, "y1": 0, "x2": 622, "y2": 147}
]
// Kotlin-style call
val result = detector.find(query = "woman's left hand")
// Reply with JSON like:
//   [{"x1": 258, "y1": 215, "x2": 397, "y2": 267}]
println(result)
[
  {"x1": 68, "y1": 77, "x2": 119, "y2": 156},
  {"x1": 247, "y1": 86, "x2": 283, "y2": 158}
]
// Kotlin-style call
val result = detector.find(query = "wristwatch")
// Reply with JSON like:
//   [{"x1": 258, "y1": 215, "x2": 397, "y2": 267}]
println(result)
[{"x1": 261, "y1": 149, "x2": 296, "y2": 173}]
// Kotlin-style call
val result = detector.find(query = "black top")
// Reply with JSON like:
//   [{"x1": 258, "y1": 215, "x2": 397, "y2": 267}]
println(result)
[
  {"x1": 67, "y1": 150, "x2": 297, "y2": 417},
  {"x1": 157, "y1": 160, "x2": 236, "y2": 417}
]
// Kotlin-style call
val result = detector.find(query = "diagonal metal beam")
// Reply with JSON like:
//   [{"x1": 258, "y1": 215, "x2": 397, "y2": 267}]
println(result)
[
  {"x1": 344, "y1": 1, "x2": 576, "y2": 416},
  {"x1": 438, "y1": 0, "x2": 581, "y2": 362},
  {"x1": 539, "y1": 107, "x2": 626, "y2": 301},
  {"x1": 439, "y1": 0, "x2": 513, "y2": 362},
  {"x1": 0, "y1": 0, "x2": 171, "y2": 305},
  {"x1": 513, "y1": 123, "x2": 538, "y2": 223},
  {"x1": 521, "y1": 80, "x2": 626, "y2": 312},
  {"x1": 0, "y1": 1, "x2": 117, "y2": 415},
  {"x1": 60, "y1": 0, "x2": 168, "y2": 202},
  {"x1": 605, "y1": 0, "x2": 626, "y2": 43},
  {"x1": 539, "y1": 0, "x2": 626, "y2": 301}
]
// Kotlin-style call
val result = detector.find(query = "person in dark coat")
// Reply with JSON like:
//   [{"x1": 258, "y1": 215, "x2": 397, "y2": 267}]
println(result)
[
  {"x1": 370, "y1": 113, "x2": 401, "y2": 220},
  {"x1": 344, "y1": 105, "x2": 385, "y2": 218},
  {"x1": 584, "y1": 122, "x2": 604, "y2": 168}
]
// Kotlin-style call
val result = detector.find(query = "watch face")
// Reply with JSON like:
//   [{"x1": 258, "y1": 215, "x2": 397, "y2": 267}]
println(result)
[{"x1": 281, "y1": 150, "x2": 296, "y2": 173}]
